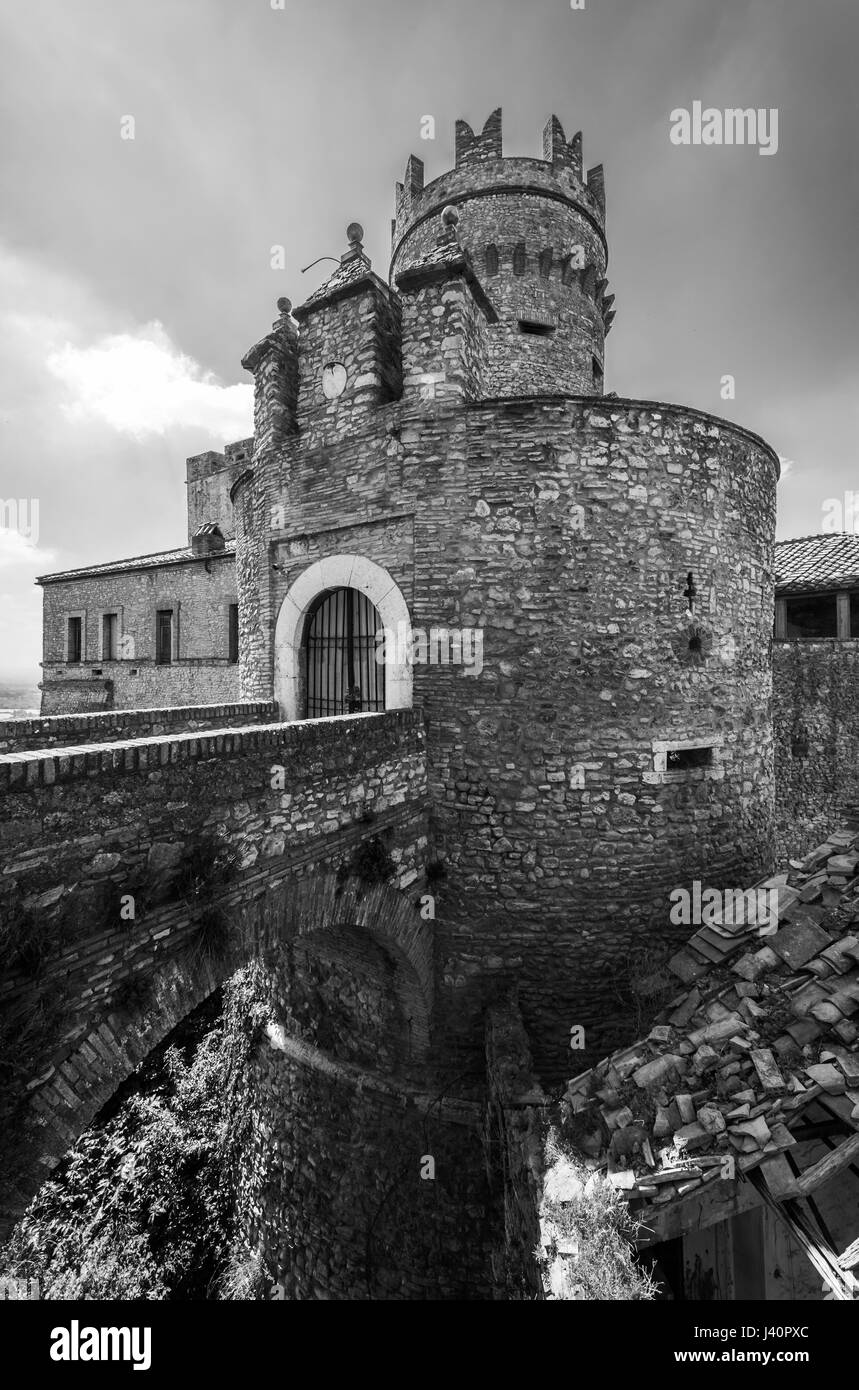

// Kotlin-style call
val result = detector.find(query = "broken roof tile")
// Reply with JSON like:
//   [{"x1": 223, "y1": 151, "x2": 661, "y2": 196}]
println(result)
[{"x1": 769, "y1": 918, "x2": 833, "y2": 968}]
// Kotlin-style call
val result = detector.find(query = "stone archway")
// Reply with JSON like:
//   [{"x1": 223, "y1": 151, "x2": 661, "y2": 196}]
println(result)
[
  {"x1": 274, "y1": 556, "x2": 413, "y2": 721},
  {"x1": 1, "y1": 872, "x2": 433, "y2": 1235}
]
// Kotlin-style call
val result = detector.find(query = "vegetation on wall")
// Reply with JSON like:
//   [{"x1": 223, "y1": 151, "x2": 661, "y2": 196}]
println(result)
[
  {"x1": 0, "y1": 982, "x2": 265, "y2": 1301},
  {"x1": 537, "y1": 1132, "x2": 657, "y2": 1301}
]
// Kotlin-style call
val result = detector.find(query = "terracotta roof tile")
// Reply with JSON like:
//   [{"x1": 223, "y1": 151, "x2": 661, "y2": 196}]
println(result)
[{"x1": 775, "y1": 534, "x2": 859, "y2": 593}]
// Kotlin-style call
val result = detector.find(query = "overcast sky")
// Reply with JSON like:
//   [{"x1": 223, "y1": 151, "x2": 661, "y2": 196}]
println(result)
[{"x1": 0, "y1": 0, "x2": 856, "y2": 683}]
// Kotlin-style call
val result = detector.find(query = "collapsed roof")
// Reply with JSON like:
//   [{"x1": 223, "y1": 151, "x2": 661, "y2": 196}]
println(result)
[{"x1": 564, "y1": 821, "x2": 859, "y2": 1296}]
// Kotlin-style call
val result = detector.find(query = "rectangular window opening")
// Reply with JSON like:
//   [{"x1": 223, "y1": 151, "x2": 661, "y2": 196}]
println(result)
[
  {"x1": 156, "y1": 609, "x2": 173, "y2": 665},
  {"x1": 785, "y1": 593, "x2": 837, "y2": 640},
  {"x1": 102, "y1": 612, "x2": 118, "y2": 661},
  {"x1": 593, "y1": 355, "x2": 604, "y2": 392},
  {"x1": 666, "y1": 745, "x2": 714, "y2": 771},
  {"x1": 518, "y1": 320, "x2": 555, "y2": 337},
  {"x1": 67, "y1": 616, "x2": 82, "y2": 664},
  {"x1": 228, "y1": 603, "x2": 239, "y2": 664}
]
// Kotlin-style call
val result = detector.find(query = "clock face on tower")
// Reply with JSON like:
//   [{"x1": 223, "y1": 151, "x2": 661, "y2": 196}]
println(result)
[{"x1": 322, "y1": 363, "x2": 347, "y2": 400}]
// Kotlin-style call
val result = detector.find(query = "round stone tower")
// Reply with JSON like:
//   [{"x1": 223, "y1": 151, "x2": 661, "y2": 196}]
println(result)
[{"x1": 390, "y1": 110, "x2": 613, "y2": 397}]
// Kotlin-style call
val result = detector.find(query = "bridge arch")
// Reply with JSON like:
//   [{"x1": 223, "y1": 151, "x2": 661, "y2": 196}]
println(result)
[
  {"x1": 1, "y1": 873, "x2": 432, "y2": 1236},
  {"x1": 273, "y1": 555, "x2": 413, "y2": 721}
]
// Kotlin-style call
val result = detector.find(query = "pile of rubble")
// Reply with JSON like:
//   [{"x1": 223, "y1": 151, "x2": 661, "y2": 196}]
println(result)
[{"x1": 563, "y1": 826, "x2": 859, "y2": 1210}]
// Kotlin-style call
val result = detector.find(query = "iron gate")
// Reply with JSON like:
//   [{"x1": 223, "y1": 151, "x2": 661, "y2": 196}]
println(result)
[{"x1": 305, "y1": 587, "x2": 386, "y2": 717}]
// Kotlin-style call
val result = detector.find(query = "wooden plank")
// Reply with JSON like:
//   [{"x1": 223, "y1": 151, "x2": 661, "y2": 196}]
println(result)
[{"x1": 795, "y1": 1132, "x2": 859, "y2": 1196}]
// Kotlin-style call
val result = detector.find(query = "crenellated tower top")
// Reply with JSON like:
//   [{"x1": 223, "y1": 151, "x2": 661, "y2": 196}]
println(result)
[{"x1": 390, "y1": 110, "x2": 614, "y2": 396}]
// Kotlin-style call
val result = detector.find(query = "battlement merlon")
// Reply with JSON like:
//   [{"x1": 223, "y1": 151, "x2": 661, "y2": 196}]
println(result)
[{"x1": 391, "y1": 111, "x2": 607, "y2": 270}]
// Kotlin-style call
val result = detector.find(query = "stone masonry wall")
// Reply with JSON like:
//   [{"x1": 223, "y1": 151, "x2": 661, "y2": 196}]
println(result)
[
  {"x1": 237, "y1": 386, "x2": 777, "y2": 1084},
  {"x1": 391, "y1": 145, "x2": 608, "y2": 397},
  {"x1": 294, "y1": 278, "x2": 402, "y2": 453},
  {"x1": 419, "y1": 397, "x2": 777, "y2": 1081},
  {"x1": 230, "y1": 959, "x2": 497, "y2": 1300},
  {"x1": 0, "y1": 700, "x2": 277, "y2": 753},
  {"x1": 773, "y1": 638, "x2": 859, "y2": 861},
  {"x1": 185, "y1": 439, "x2": 253, "y2": 543}
]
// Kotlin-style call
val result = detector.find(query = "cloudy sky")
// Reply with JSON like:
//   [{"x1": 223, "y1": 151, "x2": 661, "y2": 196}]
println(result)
[{"x1": 0, "y1": 0, "x2": 856, "y2": 683}]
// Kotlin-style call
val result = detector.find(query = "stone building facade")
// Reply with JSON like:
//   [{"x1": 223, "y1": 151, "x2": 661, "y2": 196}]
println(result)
[{"x1": 37, "y1": 441, "x2": 251, "y2": 714}]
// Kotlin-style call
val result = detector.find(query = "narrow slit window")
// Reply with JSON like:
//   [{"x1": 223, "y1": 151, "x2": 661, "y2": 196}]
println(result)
[
  {"x1": 228, "y1": 603, "x2": 239, "y2": 664},
  {"x1": 593, "y1": 355, "x2": 604, "y2": 392},
  {"x1": 519, "y1": 320, "x2": 554, "y2": 337}
]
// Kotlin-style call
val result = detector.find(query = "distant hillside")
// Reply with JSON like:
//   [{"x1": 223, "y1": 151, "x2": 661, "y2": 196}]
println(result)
[{"x1": 0, "y1": 683, "x2": 41, "y2": 718}]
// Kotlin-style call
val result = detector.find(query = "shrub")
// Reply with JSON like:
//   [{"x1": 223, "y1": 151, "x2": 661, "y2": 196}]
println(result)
[{"x1": 537, "y1": 1133, "x2": 658, "y2": 1301}]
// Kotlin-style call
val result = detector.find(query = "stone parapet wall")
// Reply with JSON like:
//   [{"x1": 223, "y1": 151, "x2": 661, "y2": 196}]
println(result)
[
  {"x1": 0, "y1": 709, "x2": 425, "y2": 864},
  {"x1": 0, "y1": 700, "x2": 278, "y2": 753}
]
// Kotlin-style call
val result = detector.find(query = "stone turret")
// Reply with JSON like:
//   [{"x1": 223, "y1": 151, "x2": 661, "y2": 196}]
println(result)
[{"x1": 391, "y1": 109, "x2": 614, "y2": 396}]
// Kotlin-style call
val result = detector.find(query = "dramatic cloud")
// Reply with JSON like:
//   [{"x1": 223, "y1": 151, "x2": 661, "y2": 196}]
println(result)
[
  {"x1": 0, "y1": 525, "x2": 53, "y2": 570},
  {"x1": 46, "y1": 322, "x2": 253, "y2": 441}
]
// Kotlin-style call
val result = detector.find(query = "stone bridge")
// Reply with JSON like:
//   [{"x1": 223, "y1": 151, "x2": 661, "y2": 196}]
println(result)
[{"x1": 0, "y1": 707, "x2": 432, "y2": 1234}]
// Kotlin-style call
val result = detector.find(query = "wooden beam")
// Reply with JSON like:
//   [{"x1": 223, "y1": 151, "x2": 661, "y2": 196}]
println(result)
[
  {"x1": 837, "y1": 590, "x2": 852, "y2": 640},
  {"x1": 795, "y1": 1132, "x2": 859, "y2": 1197},
  {"x1": 838, "y1": 1236, "x2": 859, "y2": 1271}
]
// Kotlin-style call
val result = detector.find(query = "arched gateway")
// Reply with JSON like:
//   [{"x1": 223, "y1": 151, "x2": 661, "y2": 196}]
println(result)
[{"x1": 274, "y1": 556, "x2": 412, "y2": 722}]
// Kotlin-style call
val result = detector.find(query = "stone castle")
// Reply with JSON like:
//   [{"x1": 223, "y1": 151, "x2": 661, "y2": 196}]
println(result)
[
  {"x1": 35, "y1": 108, "x2": 780, "y2": 1078},
  {"x1": 4, "y1": 110, "x2": 856, "y2": 1298}
]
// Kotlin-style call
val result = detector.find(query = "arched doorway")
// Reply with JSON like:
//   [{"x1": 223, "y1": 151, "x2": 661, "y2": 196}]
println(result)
[
  {"x1": 304, "y1": 587, "x2": 385, "y2": 718},
  {"x1": 273, "y1": 555, "x2": 413, "y2": 722}
]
